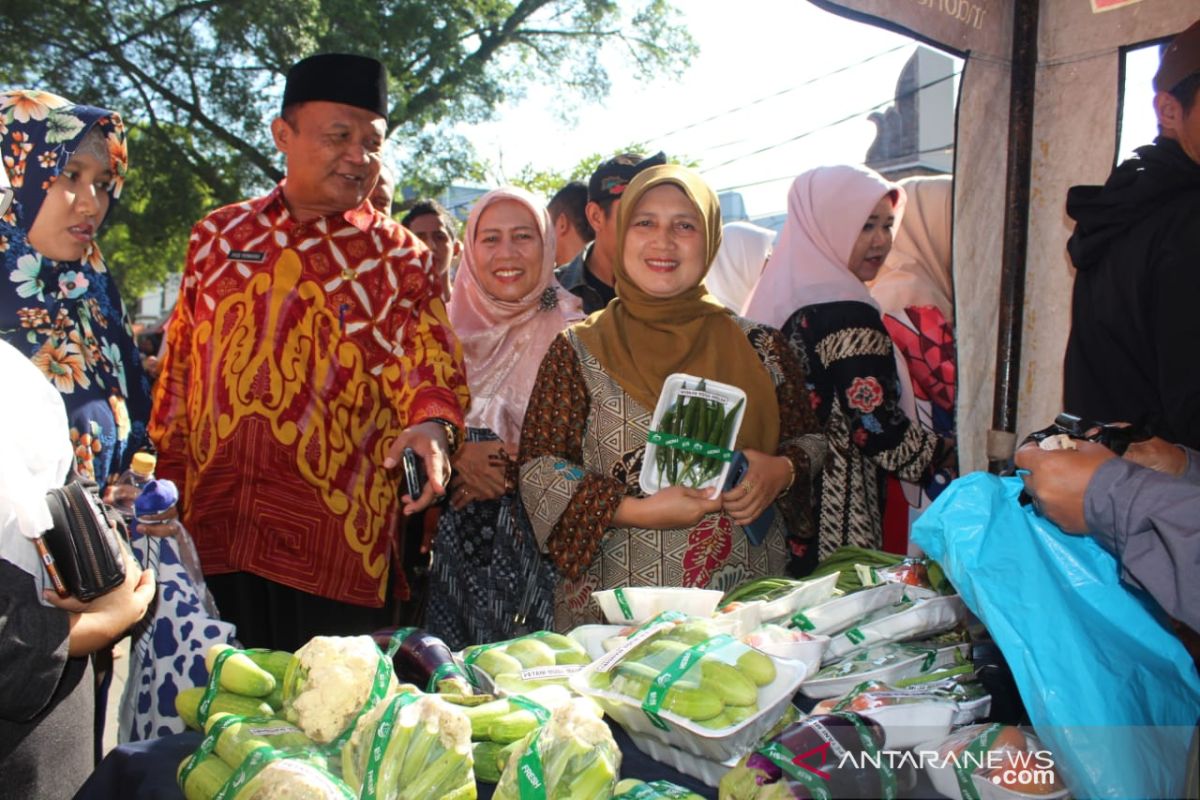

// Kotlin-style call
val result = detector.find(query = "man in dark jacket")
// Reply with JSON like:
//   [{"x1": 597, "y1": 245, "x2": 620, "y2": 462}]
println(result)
[
  {"x1": 555, "y1": 151, "x2": 666, "y2": 313},
  {"x1": 1063, "y1": 18, "x2": 1200, "y2": 449}
]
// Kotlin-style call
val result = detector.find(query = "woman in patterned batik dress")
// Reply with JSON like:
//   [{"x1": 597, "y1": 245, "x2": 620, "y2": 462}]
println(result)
[
  {"x1": 520, "y1": 165, "x2": 826, "y2": 629},
  {"x1": 743, "y1": 165, "x2": 954, "y2": 570}
]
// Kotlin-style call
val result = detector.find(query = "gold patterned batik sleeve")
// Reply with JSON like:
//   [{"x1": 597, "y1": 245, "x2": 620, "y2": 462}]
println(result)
[{"x1": 518, "y1": 333, "x2": 626, "y2": 580}]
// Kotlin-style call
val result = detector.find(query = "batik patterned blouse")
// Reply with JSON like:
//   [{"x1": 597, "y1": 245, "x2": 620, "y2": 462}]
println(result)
[
  {"x1": 782, "y1": 301, "x2": 942, "y2": 561},
  {"x1": 519, "y1": 320, "x2": 825, "y2": 629},
  {"x1": 150, "y1": 185, "x2": 468, "y2": 606}
]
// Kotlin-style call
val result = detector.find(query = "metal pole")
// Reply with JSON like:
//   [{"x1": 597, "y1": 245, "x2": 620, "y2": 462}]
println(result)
[{"x1": 988, "y1": 0, "x2": 1039, "y2": 474}]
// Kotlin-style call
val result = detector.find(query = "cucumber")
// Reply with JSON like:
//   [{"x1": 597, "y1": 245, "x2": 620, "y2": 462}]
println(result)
[
  {"x1": 205, "y1": 644, "x2": 277, "y2": 697},
  {"x1": 177, "y1": 752, "x2": 233, "y2": 800},
  {"x1": 242, "y1": 648, "x2": 294, "y2": 684},
  {"x1": 175, "y1": 687, "x2": 274, "y2": 731},
  {"x1": 699, "y1": 659, "x2": 758, "y2": 706},
  {"x1": 736, "y1": 649, "x2": 777, "y2": 687}
]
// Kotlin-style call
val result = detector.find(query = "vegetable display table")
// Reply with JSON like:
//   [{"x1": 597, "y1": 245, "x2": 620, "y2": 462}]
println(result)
[{"x1": 73, "y1": 723, "x2": 718, "y2": 799}]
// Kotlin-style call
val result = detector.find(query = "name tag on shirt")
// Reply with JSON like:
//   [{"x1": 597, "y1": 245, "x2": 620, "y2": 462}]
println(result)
[{"x1": 228, "y1": 250, "x2": 266, "y2": 263}]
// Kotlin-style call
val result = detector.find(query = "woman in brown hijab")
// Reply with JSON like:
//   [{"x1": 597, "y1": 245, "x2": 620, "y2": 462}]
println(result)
[{"x1": 518, "y1": 165, "x2": 826, "y2": 628}]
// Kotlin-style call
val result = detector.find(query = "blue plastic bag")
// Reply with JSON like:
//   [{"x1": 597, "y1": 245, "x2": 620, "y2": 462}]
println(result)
[{"x1": 912, "y1": 472, "x2": 1200, "y2": 799}]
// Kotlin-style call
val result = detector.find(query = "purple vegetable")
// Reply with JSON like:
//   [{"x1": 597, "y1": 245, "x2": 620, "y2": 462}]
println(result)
[
  {"x1": 371, "y1": 627, "x2": 473, "y2": 695},
  {"x1": 720, "y1": 713, "x2": 894, "y2": 799}
]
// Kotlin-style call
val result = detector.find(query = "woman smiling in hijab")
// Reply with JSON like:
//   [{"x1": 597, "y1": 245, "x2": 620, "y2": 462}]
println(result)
[
  {"x1": 519, "y1": 165, "x2": 825, "y2": 629},
  {"x1": 743, "y1": 165, "x2": 954, "y2": 570},
  {"x1": 425, "y1": 187, "x2": 583, "y2": 649}
]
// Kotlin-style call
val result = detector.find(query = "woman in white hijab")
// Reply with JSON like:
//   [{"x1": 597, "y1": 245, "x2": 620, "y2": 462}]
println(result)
[
  {"x1": 743, "y1": 165, "x2": 954, "y2": 570},
  {"x1": 705, "y1": 220, "x2": 775, "y2": 311}
]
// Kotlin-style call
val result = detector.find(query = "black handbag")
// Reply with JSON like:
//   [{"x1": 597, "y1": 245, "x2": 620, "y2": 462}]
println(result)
[{"x1": 42, "y1": 479, "x2": 129, "y2": 601}]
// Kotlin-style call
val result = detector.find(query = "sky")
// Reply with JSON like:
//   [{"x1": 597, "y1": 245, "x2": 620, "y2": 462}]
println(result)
[{"x1": 456, "y1": 0, "x2": 1160, "y2": 221}]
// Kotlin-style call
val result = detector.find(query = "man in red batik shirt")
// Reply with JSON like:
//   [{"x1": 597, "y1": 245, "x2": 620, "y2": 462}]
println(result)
[{"x1": 150, "y1": 53, "x2": 469, "y2": 650}]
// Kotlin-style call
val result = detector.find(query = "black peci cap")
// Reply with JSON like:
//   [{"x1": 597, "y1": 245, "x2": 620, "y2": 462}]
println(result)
[
  {"x1": 281, "y1": 53, "x2": 388, "y2": 119},
  {"x1": 587, "y1": 151, "x2": 668, "y2": 204}
]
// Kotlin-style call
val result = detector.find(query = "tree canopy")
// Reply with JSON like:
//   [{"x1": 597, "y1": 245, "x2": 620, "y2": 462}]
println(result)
[{"x1": 0, "y1": 0, "x2": 694, "y2": 299}]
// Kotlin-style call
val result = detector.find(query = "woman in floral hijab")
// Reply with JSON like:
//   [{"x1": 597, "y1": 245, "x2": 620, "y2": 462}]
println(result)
[
  {"x1": 0, "y1": 88, "x2": 150, "y2": 482},
  {"x1": 0, "y1": 89, "x2": 236, "y2": 746}
]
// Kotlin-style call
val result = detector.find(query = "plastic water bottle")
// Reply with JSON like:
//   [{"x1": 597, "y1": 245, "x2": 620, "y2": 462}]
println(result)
[{"x1": 111, "y1": 451, "x2": 157, "y2": 519}]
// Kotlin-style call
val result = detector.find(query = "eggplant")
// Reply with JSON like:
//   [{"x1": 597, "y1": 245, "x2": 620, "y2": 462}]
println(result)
[
  {"x1": 371, "y1": 627, "x2": 474, "y2": 696},
  {"x1": 721, "y1": 712, "x2": 896, "y2": 799}
]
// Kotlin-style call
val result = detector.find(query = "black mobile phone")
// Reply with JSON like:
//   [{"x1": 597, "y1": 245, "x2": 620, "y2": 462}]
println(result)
[
  {"x1": 722, "y1": 450, "x2": 775, "y2": 547},
  {"x1": 402, "y1": 447, "x2": 426, "y2": 498}
]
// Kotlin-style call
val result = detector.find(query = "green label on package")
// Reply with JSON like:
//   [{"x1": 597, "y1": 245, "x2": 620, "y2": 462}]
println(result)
[
  {"x1": 614, "y1": 587, "x2": 634, "y2": 620},
  {"x1": 646, "y1": 429, "x2": 733, "y2": 463},
  {"x1": 641, "y1": 634, "x2": 737, "y2": 731},
  {"x1": 617, "y1": 781, "x2": 697, "y2": 799},
  {"x1": 385, "y1": 627, "x2": 417, "y2": 658},
  {"x1": 197, "y1": 647, "x2": 235, "y2": 728},
  {"x1": 790, "y1": 611, "x2": 816, "y2": 631},
  {"x1": 360, "y1": 692, "x2": 421, "y2": 800},
  {"x1": 756, "y1": 741, "x2": 833, "y2": 800},
  {"x1": 427, "y1": 660, "x2": 468, "y2": 692},
  {"x1": 845, "y1": 627, "x2": 866, "y2": 645},
  {"x1": 327, "y1": 652, "x2": 393, "y2": 753},
  {"x1": 509, "y1": 695, "x2": 551, "y2": 724},
  {"x1": 953, "y1": 723, "x2": 1003, "y2": 800},
  {"x1": 516, "y1": 728, "x2": 547, "y2": 800}
]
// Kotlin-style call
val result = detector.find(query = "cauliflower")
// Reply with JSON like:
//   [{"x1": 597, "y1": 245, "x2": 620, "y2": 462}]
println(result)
[{"x1": 284, "y1": 635, "x2": 397, "y2": 744}]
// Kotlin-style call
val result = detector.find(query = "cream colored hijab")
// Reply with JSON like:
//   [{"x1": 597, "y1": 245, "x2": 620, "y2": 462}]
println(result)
[
  {"x1": 574, "y1": 165, "x2": 780, "y2": 454},
  {"x1": 449, "y1": 187, "x2": 584, "y2": 444},
  {"x1": 869, "y1": 175, "x2": 953, "y2": 323},
  {"x1": 706, "y1": 221, "x2": 775, "y2": 312}
]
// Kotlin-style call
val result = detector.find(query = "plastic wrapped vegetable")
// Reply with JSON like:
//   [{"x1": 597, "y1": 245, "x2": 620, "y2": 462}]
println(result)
[
  {"x1": 340, "y1": 692, "x2": 475, "y2": 799},
  {"x1": 586, "y1": 617, "x2": 776, "y2": 730},
  {"x1": 614, "y1": 778, "x2": 706, "y2": 799},
  {"x1": 718, "y1": 712, "x2": 896, "y2": 799},
  {"x1": 462, "y1": 631, "x2": 591, "y2": 691},
  {"x1": 493, "y1": 698, "x2": 621, "y2": 800},
  {"x1": 177, "y1": 742, "x2": 350, "y2": 800},
  {"x1": 281, "y1": 635, "x2": 397, "y2": 744},
  {"x1": 372, "y1": 627, "x2": 475, "y2": 695},
  {"x1": 460, "y1": 684, "x2": 599, "y2": 744}
]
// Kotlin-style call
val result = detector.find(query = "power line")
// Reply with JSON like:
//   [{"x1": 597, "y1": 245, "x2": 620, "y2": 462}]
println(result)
[
  {"x1": 701, "y1": 70, "x2": 961, "y2": 175},
  {"x1": 714, "y1": 142, "x2": 955, "y2": 195},
  {"x1": 643, "y1": 44, "x2": 913, "y2": 143}
]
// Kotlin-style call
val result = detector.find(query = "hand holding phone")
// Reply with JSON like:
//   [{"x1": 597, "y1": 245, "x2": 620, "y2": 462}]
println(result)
[
  {"x1": 402, "y1": 447, "x2": 426, "y2": 500},
  {"x1": 721, "y1": 450, "x2": 778, "y2": 546}
]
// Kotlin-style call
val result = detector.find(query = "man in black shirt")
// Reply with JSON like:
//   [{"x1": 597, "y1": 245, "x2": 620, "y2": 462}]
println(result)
[{"x1": 555, "y1": 151, "x2": 667, "y2": 313}]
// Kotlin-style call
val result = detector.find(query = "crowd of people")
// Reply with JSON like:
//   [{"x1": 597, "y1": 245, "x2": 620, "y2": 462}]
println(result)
[{"x1": 2, "y1": 17, "x2": 1199, "y2": 796}]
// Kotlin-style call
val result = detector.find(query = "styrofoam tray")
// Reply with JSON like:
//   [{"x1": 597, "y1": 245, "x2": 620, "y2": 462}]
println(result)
[
  {"x1": 639, "y1": 373, "x2": 746, "y2": 498},
  {"x1": 753, "y1": 634, "x2": 830, "y2": 677},
  {"x1": 853, "y1": 700, "x2": 957, "y2": 750},
  {"x1": 594, "y1": 588, "x2": 723, "y2": 625},
  {"x1": 567, "y1": 624, "x2": 630, "y2": 660},
  {"x1": 923, "y1": 728, "x2": 1068, "y2": 800},
  {"x1": 952, "y1": 694, "x2": 992, "y2": 726},
  {"x1": 624, "y1": 733, "x2": 739, "y2": 788},
  {"x1": 756, "y1": 572, "x2": 841, "y2": 622},
  {"x1": 825, "y1": 595, "x2": 967, "y2": 661},
  {"x1": 708, "y1": 600, "x2": 764, "y2": 638},
  {"x1": 801, "y1": 643, "x2": 969, "y2": 699},
  {"x1": 789, "y1": 582, "x2": 907, "y2": 636},
  {"x1": 569, "y1": 649, "x2": 807, "y2": 762}
]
